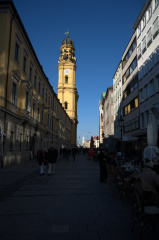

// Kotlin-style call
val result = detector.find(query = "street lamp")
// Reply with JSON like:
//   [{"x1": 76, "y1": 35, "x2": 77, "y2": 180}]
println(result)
[{"x1": 119, "y1": 116, "x2": 124, "y2": 159}]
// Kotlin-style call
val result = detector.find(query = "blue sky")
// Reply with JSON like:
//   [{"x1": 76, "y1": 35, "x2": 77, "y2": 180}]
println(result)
[{"x1": 13, "y1": 0, "x2": 145, "y2": 145}]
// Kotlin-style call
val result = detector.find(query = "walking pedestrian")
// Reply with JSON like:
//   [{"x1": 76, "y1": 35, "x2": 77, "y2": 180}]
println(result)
[
  {"x1": 39, "y1": 148, "x2": 47, "y2": 176},
  {"x1": 37, "y1": 149, "x2": 40, "y2": 162},
  {"x1": 72, "y1": 147, "x2": 77, "y2": 161},
  {"x1": 48, "y1": 145, "x2": 58, "y2": 176}
]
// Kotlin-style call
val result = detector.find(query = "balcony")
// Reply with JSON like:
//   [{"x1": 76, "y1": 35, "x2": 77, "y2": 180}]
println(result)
[{"x1": 18, "y1": 109, "x2": 30, "y2": 121}]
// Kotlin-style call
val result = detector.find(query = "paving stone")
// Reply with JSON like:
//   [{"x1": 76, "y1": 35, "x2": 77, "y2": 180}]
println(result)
[
  {"x1": 0, "y1": 155, "x2": 159, "y2": 240},
  {"x1": 69, "y1": 224, "x2": 87, "y2": 233}
]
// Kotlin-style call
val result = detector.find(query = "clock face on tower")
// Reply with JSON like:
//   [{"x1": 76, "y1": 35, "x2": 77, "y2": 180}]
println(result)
[{"x1": 64, "y1": 69, "x2": 70, "y2": 75}]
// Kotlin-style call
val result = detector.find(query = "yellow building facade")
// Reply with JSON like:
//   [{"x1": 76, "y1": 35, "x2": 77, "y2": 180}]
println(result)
[
  {"x1": 0, "y1": 1, "x2": 73, "y2": 166},
  {"x1": 57, "y1": 35, "x2": 79, "y2": 146}
]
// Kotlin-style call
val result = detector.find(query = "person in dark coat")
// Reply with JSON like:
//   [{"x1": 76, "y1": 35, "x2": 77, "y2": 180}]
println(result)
[
  {"x1": 111, "y1": 156, "x2": 120, "y2": 167},
  {"x1": 47, "y1": 145, "x2": 58, "y2": 175},
  {"x1": 72, "y1": 147, "x2": 77, "y2": 161},
  {"x1": 98, "y1": 149, "x2": 107, "y2": 182},
  {"x1": 37, "y1": 149, "x2": 40, "y2": 162}
]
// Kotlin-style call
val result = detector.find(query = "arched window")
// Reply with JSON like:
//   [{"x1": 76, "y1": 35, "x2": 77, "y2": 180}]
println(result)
[
  {"x1": 64, "y1": 102, "x2": 68, "y2": 109},
  {"x1": 65, "y1": 76, "x2": 68, "y2": 84}
]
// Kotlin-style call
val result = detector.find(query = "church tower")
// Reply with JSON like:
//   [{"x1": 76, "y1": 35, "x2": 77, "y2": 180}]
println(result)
[
  {"x1": 57, "y1": 34, "x2": 78, "y2": 146},
  {"x1": 82, "y1": 135, "x2": 85, "y2": 146}
]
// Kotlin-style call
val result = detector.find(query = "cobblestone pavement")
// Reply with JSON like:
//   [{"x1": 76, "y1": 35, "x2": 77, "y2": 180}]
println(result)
[{"x1": 0, "y1": 154, "x2": 159, "y2": 240}]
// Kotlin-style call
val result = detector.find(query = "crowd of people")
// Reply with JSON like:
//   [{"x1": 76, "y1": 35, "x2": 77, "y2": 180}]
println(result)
[
  {"x1": 36, "y1": 145, "x2": 159, "y2": 206},
  {"x1": 37, "y1": 145, "x2": 58, "y2": 176},
  {"x1": 36, "y1": 146, "x2": 82, "y2": 176}
]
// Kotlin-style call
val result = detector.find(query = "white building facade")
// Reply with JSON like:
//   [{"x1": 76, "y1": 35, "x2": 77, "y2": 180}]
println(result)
[
  {"x1": 103, "y1": 86, "x2": 114, "y2": 138},
  {"x1": 134, "y1": 0, "x2": 159, "y2": 149},
  {"x1": 113, "y1": 61, "x2": 122, "y2": 140},
  {"x1": 99, "y1": 92, "x2": 106, "y2": 145}
]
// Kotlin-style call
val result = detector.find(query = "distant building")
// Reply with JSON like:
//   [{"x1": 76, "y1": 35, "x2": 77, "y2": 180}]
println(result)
[
  {"x1": 121, "y1": 30, "x2": 139, "y2": 152},
  {"x1": 82, "y1": 136, "x2": 99, "y2": 148},
  {"x1": 99, "y1": 92, "x2": 106, "y2": 145},
  {"x1": 103, "y1": 86, "x2": 114, "y2": 139},
  {"x1": 113, "y1": 61, "x2": 122, "y2": 140},
  {"x1": 93, "y1": 136, "x2": 99, "y2": 148},
  {"x1": 99, "y1": 86, "x2": 115, "y2": 151},
  {"x1": 82, "y1": 135, "x2": 85, "y2": 146},
  {"x1": 83, "y1": 140, "x2": 90, "y2": 148}
]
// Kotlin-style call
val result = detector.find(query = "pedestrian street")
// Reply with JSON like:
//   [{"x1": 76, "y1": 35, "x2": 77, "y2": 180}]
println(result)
[{"x1": 0, "y1": 154, "x2": 159, "y2": 240}]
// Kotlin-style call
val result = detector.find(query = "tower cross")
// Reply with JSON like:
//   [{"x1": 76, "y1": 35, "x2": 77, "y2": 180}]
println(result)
[{"x1": 64, "y1": 30, "x2": 69, "y2": 37}]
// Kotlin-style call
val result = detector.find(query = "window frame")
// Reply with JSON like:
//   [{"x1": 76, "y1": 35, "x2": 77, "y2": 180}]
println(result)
[
  {"x1": 142, "y1": 14, "x2": 146, "y2": 30},
  {"x1": 38, "y1": 79, "x2": 41, "y2": 95},
  {"x1": 41, "y1": 110, "x2": 44, "y2": 124},
  {"x1": 29, "y1": 65, "x2": 33, "y2": 81},
  {"x1": 12, "y1": 81, "x2": 17, "y2": 105},
  {"x1": 142, "y1": 36, "x2": 146, "y2": 54},
  {"x1": 25, "y1": 91, "x2": 29, "y2": 111},
  {"x1": 138, "y1": 43, "x2": 141, "y2": 59},
  {"x1": 33, "y1": 102, "x2": 36, "y2": 119},
  {"x1": 147, "y1": 3, "x2": 152, "y2": 22},
  {"x1": 37, "y1": 107, "x2": 40, "y2": 122},
  {"x1": 65, "y1": 75, "x2": 68, "y2": 84},
  {"x1": 9, "y1": 131, "x2": 14, "y2": 150},
  {"x1": 137, "y1": 23, "x2": 141, "y2": 38},
  {"x1": 64, "y1": 102, "x2": 68, "y2": 109},
  {"x1": 149, "y1": 79, "x2": 155, "y2": 96},
  {"x1": 34, "y1": 74, "x2": 37, "y2": 89},
  {"x1": 153, "y1": 16, "x2": 159, "y2": 39},
  {"x1": 154, "y1": 0, "x2": 159, "y2": 10},
  {"x1": 22, "y1": 50, "x2": 28, "y2": 74},
  {"x1": 14, "y1": 36, "x2": 21, "y2": 63},
  {"x1": 42, "y1": 85, "x2": 45, "y2": 99}
]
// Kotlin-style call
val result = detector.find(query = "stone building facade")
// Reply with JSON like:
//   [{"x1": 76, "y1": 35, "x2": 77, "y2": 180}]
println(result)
[{"x1": 0, "y1": 1, "x2": 74, "y2": 166}]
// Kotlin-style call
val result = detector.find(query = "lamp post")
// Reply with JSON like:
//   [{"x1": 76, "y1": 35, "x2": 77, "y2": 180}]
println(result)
[{"x1": 119, "y1": 116, "x2": 124, "y2": 159}]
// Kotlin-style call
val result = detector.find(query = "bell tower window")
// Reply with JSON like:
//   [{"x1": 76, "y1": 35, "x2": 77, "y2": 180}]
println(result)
[{"x1": 65, "y1": 76, "x2": 68, "y2": 84}]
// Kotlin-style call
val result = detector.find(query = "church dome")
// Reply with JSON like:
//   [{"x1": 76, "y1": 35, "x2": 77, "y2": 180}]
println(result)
[{"x1": 62, "y1": 36, "x2": 74, "y2": 46}]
